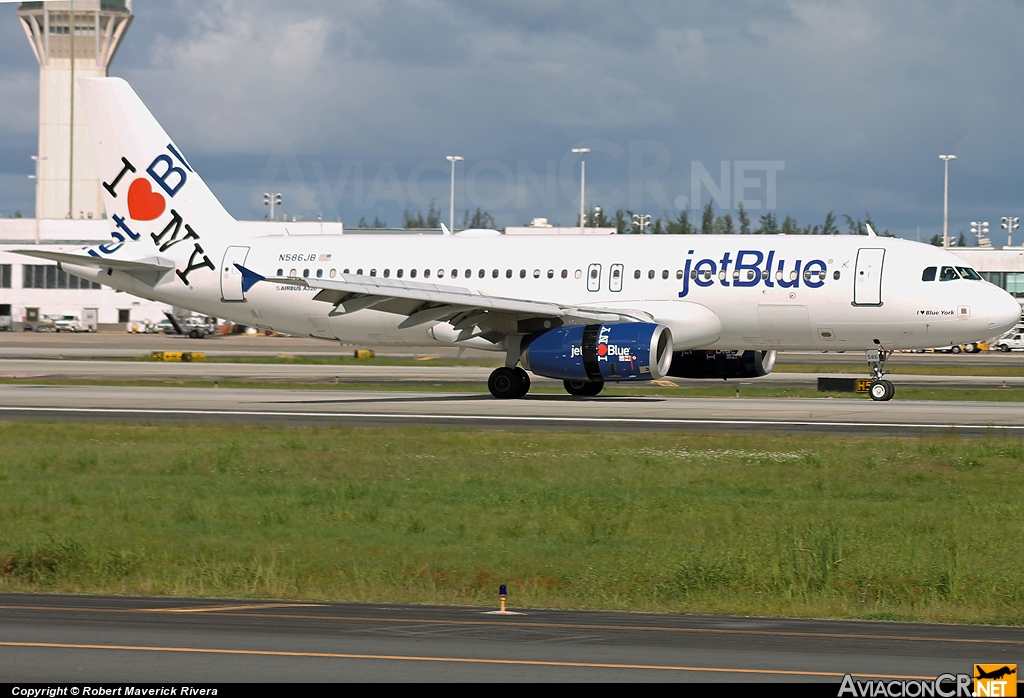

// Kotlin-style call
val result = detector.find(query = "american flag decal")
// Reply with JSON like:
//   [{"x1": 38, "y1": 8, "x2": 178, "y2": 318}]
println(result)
[{"x1": 318, "y1": 254, "x2": 332, "y2": 262}]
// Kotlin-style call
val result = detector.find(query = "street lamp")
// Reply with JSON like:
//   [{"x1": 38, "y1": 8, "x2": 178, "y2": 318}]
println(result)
[
  {"x1": 939, "y1": 155, "x2": 956, "y2": 248},
  {"x1": 1001, "y1": 216, "x2": 1020, "y2": 247},
  {"x1": 572, "y1": 148, "x2": 589, "y2": 234},
  {"x1": 263, "y1": 192, "x2": 282, "y2": 221},
  {"x1": 446, "y1": 156, "x2": 463, "y2": 231},
  {"x1": 632, "y1": 213, "x2": 652, "y2": 234},
  {"x1": 970, "y1": 221, "x2": 989, "y2": 247}
]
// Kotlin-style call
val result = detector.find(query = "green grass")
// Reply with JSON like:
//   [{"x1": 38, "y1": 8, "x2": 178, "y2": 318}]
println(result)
[
  {"x1": 1, "y1": 377, "x2": 1021, "y2": 401},
  {"x1": 1, "y1": 422, "x2": 1023, "y2": 624},
  {"x1": 124, "y1": 355, "x2": 503, "y2": 368}
]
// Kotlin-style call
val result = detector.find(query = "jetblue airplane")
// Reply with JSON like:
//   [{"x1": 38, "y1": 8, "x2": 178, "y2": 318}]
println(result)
[{"x1": 17, "y1": 79, "x2": 1021, "y2": 401}]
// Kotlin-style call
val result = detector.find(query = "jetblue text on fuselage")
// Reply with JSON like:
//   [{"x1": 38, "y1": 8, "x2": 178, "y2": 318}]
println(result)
[{"x1": 678, "y1": 249, "x2": 828, "y2": 298}]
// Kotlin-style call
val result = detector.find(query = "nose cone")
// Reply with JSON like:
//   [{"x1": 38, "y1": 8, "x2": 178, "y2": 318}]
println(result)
[{"x1": 990, "y1": 289, "x2": 1022, "y2": 336}]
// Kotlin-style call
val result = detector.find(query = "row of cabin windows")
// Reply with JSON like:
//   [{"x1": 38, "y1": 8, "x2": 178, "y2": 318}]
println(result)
[
  {"x1": 275, "y1": 267, "x2": 835, "y2": 282},
  {"x1": 921, "y1": 266, "x2": 983, "y2": 282}
]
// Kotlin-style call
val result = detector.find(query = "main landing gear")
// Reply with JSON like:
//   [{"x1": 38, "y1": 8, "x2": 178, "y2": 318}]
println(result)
[
  {"x1": 563, "y1": 379, "x2": 604, "y2": 397},
  {"x1": 488, "y1": 366, "x2": 531, "y2": 399},
  {"x1": 866, "y1": 346, "x2": 895, "y2": 401}
]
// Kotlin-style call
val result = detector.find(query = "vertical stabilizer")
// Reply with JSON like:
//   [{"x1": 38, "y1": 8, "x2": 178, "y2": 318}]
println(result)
[{"x1": 79, "y1": 77, "x2": 238, "y2": 270}]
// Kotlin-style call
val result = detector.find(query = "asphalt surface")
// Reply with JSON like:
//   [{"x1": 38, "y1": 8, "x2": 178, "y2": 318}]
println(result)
[
  {"x1": 0, "y1": 383, "x2": 1021, "y2": 436},
  {"x1": 3, "y1": 358, "x2": 1024, "y2": 390},
  {"x1": 0, "y1": 594, "x2": 1019, "y2": 682}
]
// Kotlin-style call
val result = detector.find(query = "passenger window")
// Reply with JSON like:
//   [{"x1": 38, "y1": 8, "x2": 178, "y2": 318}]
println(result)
[
  {"x1": 789, "y1": 270, "x2": 797, "y2": 280},
  {"x1": 690, "y1": 270, "x2": 697, "y2": 279},
  {"x1": 396, "y1": 269, "x2": 403, "y2": 278},
  {"x1": 676, "y1": 270, "x2": 684, "y2": 280},
  {"x1": 761, "y1": 271, "x2": 768, "y2": 280},
  {"x1": 289, "y1": 269, "x2": 297, "y2": 276},
  {"x1": 356, "y1": 268, "x2": 362, "y2": 275},
  {"x1": 547, "y1": 269, "x2": 554, "y2": 279},
  {"x1": 493, "y1": 269, "x2": 499, "y2": 278},
  {"x1": 733, "y1": 270, "x2": 740, "y2": 279},
  {"x1": 369, "y1": 269, "x2": 376, "y2": 277},
  {"x1": 383, "y1": 269, "x2": 390, "y2": 278},
  {"x1": 575, "y1": 270, "x2": 583, "y2": 279},
  {"x1": 922, "y1": 267, "x2": 936, "y2": 282},
  {"x1": 437, "y1": 269, "x2": 445, "y2": 278},
  {"x1": 316, "y1": 269, "x2": 323, "y2": 278},
  {"x1": 465, "y1": 269, "x2": 471, "y2": 278},
  {"x1": 747, "y1": 270, "x2": 755, "y2": 280},
  {"x1": 520, "y1": 269, "x2": 526, "y2": 278},
  {"x1": 634, "y1": 270, "x2": 641, "y2": 280},
  {"x1": 277, "y1": 268, "x2": 283, "y2": 276},
  {"x1": 662, "y1": 270, "x2": 669, "y2": 280},
  {"x1": 590, "y1": 268, "x2": 599, "y2": 279},
  {"x1": 330, "y1": 269, "x2": 337, "y2": 278},
  {"x1": 303, "y1": 269, "x2": 310, "y2": 277},
  {"x1": 410, "y1": 269, "x2": 417, "y2": 278},
  {"x1": 648, "y1": 270, "x2": 655, "y2": 279},
  {"x1": 534, "y1": 269, "x2": 541, "y2": 278},
  {"x1": 833, "y1": 270, "x2": 840, "y2": 281},
  {"x1": 424, "y1": 269, "x2": 431, "y2": 278},
  {"x1": 803, "y1": 270, "x2": 811, "y2": 281},
  {"x1": 613, "y1": 268, "x2": 621, "y2": 279},
  {"x1": 775, "y1": 270, "x2": 782, "y2": 280},
  {"x1": 562, "y1": 269, "x2": 568, "y2": 279},
  {"x1": 451, "y1": 269, "x2": 458, "y2": 278},
  {"x1": 343, "y1": 268, "x2": 350, "y2": 274},
  {"x1": 939, "y1": 266, "x2": 959, "y2": 281},
  {"x1": 506, "y1": 269, "x2": 513, "y2": 278},
  {"x1": 479, "y1": 269, "x2": 485, "y2": 278}
]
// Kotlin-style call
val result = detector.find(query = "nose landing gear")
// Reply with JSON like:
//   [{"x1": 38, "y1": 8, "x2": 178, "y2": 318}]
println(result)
[{"x1": 866, "y1": 347, "x2": 895, "y2": 401}]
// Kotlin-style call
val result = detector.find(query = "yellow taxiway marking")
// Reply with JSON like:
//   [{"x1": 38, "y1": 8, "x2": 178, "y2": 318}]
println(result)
[
  {"x1": 0, "y1": 641, "x2": 934, "y2": 679},
  {"x1": 150, "y1": 603, "x2": 325, "y2": 614},
  {"x1": 1, "y1": 603, "x2": 1021, "y2": 647}
]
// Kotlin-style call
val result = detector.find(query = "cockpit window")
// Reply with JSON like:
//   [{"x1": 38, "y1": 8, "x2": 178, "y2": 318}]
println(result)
[
  {"x1": 939, "y1": 266, "x2": 960, "y2": 281},
  {"x1": 922, "y1": 266, "x2": 936, "y2": 282},
  {"x1": 956, "y1": 266, "x2": 982, "y2": 280}
]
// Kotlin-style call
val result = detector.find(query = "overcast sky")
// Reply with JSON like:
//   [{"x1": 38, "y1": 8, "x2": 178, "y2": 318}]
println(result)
[{"x1": 2, "y1": 1, "x2": 1023, "y2": 242}]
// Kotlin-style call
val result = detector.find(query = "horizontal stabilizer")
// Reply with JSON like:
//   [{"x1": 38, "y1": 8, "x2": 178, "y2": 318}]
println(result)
[{"x1": 12, "y1": 249, "x2": 175, "y2": 273}]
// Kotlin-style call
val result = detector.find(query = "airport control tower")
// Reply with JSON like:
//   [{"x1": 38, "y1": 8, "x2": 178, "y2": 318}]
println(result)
[{"x1": 17, "y1": 0, "x2": 133, "y2": 220}]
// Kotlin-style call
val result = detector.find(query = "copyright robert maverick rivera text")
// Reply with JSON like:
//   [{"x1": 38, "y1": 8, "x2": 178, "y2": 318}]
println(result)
[{"x1": 12, "y1": 689, "x2": 217, "y2": 697}]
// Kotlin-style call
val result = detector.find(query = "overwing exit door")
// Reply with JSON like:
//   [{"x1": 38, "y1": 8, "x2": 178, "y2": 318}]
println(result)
[
  {"x1": 221, "y1": 246, "x2": 251, "y2": 302},
  {"x1": 853, "y1": 248, "x2": 885, "y2": 306}
]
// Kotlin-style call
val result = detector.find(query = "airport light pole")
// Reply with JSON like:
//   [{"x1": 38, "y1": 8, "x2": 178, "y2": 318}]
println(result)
[
  {"x1": 572, "y1": 148, "x2": 589, "y2": 234},
  {"x1": 446, "y1": 156, "x2": 463, "y2": 231},
  {"x1": 970, "y1": 221, "x2": 989, "y2": 246},
  {"x1": 263, "y1": 192, "x2": 282, "y2": 221},
  {"x1": 1001, "y1": 216, "x2": 1019, "y2": 247},
  {"x1": 940, "y1": 154, "x2": 956, "y2": 248},
  {"x1": 632, "y1": 213, "x2": 652, "y2": 234}
]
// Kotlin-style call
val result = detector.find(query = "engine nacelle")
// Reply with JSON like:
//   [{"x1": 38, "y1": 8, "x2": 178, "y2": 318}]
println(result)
[
  {"x1": 522, "y1": 322, "x2": 673, "y2": 382},
  {"x1": 668, "y1": 350, "x2": 776, "y2": 379}
]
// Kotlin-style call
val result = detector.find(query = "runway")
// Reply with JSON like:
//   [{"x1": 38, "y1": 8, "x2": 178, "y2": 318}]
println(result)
[
  {"x1": 0, "y1": 383, "x2": 1022, "y2": 435},
  {"x1": 0, "y1": 594, "x2": 1019, "y2": 682},
  {"x1": 2, "y1": 359, "x2": 1024, "y2": 390}
]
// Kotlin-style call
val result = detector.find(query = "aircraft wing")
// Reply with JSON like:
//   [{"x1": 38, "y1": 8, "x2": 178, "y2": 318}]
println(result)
[{"x1": 245, "y1": 268, "x2": 652, "y2": 340}]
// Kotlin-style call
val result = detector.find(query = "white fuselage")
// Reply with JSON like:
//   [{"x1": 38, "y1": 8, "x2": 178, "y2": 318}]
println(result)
[{"x1": 69, "y1": 232, "x2": 1022, "y2": 353}]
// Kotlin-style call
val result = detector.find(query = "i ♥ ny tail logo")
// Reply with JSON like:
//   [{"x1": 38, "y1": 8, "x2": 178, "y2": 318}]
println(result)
[{"x1": 96, "y1": 145, "x2": 215, "y2": 286}]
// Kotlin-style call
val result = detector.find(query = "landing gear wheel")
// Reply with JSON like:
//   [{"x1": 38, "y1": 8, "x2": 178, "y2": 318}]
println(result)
[
  {"x1": 513, "y1": 367, "x2": 531, "y2": 398},
  {"x1": 488, "y1": 367, "x2": 520, "y2": 399},
  {"x1": 563, "y1": 379, "x2": 604, "y2": 397},
  {"x1": 869, "y1": 380, "x2": 894, "y2": 401}
]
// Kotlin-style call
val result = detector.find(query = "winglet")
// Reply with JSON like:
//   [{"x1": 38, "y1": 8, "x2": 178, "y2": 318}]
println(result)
[
  {"x1": 235, "y1": 264, "x2": 265, "y2": 293},
  {"x1": 441, "y1": 223, "x2": 453, "y2": 236},
  {"x1": 865, "y1": 223, "x2": 877, "y2": 237}
]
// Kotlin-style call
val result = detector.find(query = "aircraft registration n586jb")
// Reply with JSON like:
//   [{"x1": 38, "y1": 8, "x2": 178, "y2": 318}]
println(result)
[{"x1": 17, "y1": 78, "x2": 1022, "y2": 401}]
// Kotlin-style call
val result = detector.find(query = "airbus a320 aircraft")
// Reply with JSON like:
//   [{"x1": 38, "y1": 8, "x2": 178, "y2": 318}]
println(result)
[{"x1": 18, "y1": 79, "x2": 1022, "y2": 401}]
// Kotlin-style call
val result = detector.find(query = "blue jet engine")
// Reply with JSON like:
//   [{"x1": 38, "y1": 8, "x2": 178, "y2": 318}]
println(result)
[{"x1": 521, "y1": 323, "x2": 674, "y2": 382}]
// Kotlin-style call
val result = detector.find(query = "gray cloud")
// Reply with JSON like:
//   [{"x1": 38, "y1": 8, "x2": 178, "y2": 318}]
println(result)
[{"x1": 1, "y1": 1, "x2": 1023, "y2": 242}]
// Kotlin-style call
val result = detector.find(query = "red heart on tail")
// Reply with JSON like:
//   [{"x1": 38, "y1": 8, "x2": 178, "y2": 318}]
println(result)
[{"x1": 127, "y1": 178, "x2": 166, "y2": 221}]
